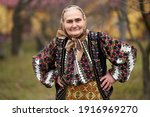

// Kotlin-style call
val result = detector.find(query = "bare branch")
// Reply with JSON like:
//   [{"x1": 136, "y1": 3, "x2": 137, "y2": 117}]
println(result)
[
  {"x1": 138, "y1": 0, "x2": 150, "y2": 35},
  {"x1": 124, "y1": 8, "x2": 145, "y2": 54},
  {"x1": 120, "y1": 0, "x2": 150, "y2": 14}
]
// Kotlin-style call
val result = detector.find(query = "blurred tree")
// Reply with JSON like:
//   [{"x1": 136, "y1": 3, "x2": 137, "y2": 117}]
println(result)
[
  {"x1": 110, "y1": 0, "x2": 127, "y2": 41},
  {"x1": 124, "y1": 0, "x2": 150, "y2": 99},
  {"x1": 11, "y1": 0, "x2": 32, "y2": 55},
  {"x1": 0, "y1": 4, "x2": 7, "y2": 59},
  {"x1": 0, "y1": 33, "x2": 5, "y2": 59},
  {"x1": 138, "y1": 0, "x2": 150, "y2": 99},
  {"x1": 117, "y1": 0, "x2": 127, "y2": 41},
  {"x1": 107, "y1": 0, "x2": 150, "y2": 99}
]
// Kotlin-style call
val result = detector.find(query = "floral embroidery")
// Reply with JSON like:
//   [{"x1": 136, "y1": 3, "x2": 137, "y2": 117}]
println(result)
[{"x1": 32, "y1": 32, "x2": 137, "y2": 87}]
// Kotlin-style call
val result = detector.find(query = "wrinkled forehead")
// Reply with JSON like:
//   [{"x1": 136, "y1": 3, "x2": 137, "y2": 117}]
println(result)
[
  {"x1": 63, "y1": 8, "x2": 83, "y2": 21},
  {"x1": 61, "y1": 6, "x2": 86, "y2": 21}
]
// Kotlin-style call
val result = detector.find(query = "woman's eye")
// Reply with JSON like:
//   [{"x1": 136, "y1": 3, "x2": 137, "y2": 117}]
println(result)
[
  {"x1": 75, "y1": 18, "x2": 82, "y2": 22},
  {"x1": 66, "y1": 20, "x2": 73, "y2": 23}
]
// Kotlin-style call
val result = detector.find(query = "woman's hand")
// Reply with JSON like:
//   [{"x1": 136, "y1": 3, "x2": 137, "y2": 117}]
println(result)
[{"x1": 100, "y1": 72, "x2": 116, "y2": 91}]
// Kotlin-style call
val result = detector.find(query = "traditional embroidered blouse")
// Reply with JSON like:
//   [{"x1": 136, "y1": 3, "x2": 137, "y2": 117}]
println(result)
[
  {"x1": 62, "y1": 39, "x2": 95, "y2": 86},
  {"x1": 32, "y1": 32, "x2": 136, "y2": 88}
]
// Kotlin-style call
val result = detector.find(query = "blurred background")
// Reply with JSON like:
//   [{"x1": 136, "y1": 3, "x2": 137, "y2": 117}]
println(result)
[{"x1": 0, "y1": 0, "x2": 149, "y2": 100}]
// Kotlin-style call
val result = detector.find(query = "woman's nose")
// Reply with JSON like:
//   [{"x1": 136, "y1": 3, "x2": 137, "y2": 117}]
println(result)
[{"x1": 72, "y1": 21, "x2": 77, "y2": 27}]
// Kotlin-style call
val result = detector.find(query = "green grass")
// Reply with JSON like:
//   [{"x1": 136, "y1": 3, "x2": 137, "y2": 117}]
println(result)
[
  {"x1": 0, "y1": 39, "x2": 55, "y2": 100},
  {"x1": 0, "y1": 39, "x2": 143, "y2": 99}
]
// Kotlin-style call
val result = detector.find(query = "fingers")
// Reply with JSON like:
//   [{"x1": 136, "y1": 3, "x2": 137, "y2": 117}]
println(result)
[
  {"x1": 100, "y1": 76, "x2": 112, "y2": 91},
  {"x1": 100, "y1": 76, "x2": 106, "y2": 82},
  {"x1": 100, "y1": 72, "x2": 116, "y2": 91}
]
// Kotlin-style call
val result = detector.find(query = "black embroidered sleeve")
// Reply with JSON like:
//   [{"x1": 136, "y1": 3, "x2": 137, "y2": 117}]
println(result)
[
  {"x1": 99, "y1": 32, "x2": 137, "y2": 82},
  {"x1": 32, "y1": 39, "x2": 59, "y2": 88}
]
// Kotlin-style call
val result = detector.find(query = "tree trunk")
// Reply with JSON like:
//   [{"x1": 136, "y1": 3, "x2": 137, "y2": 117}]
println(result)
[
  {"x1": 138, "y1": 0, "x2": 150, "y2": 99},
  {"x1": 0, "y1": 34, "x2": 5, "y2": 59},
  {"x1": 142, "y1": 52, "x2": 150, "y2": 99},
  {"x1": 11, "y1": 0, "x2": 31, "y2": 55},
  {"x1": 117, "y1": 0, "x2": 127, "y2": 41},
  {"x1": 142, "y1": 41, "x2": 150, "y2": 99},
  {"x1": 36, "y1": 36, "x2": 44, "y2": 51},
  {"x1": 11, "y1": 14, "x2": 23, "y2": 55}
]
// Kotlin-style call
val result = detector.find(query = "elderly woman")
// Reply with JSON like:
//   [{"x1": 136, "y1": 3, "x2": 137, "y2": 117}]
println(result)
[{"x1": 32, "y1": 5, "x2": 136, "y2": 100}]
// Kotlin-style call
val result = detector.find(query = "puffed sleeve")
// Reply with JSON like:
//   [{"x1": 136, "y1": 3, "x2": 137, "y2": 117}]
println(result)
[
  {"x1": 32, "y1": 39, "x2": 59, "y2": 88},
  {"x1": 99, "y1": 32, "x2": 137, "y2": 82}
]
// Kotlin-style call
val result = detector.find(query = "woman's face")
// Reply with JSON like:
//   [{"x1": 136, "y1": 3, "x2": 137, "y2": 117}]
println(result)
[{"x1": 63, "y1": 8, "x2": 86, "y2": 38}]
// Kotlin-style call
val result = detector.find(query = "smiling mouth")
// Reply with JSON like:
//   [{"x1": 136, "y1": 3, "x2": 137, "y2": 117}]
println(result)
[
  {"x1": 71, "y1": 30, "x2": 79, "y2": 32},
  {"x1": 71, "y1": 29, "x2": 79, "y2": 31},
  {"x1": 71, "y1": 27, "x2": 80, "y2": 31}
]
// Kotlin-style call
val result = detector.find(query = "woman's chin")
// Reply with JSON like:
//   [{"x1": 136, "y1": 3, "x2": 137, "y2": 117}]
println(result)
[{"x1": 70, "y1": 33, "x2": 82, "y2": 38}]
